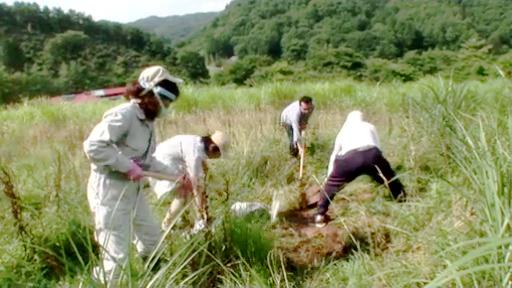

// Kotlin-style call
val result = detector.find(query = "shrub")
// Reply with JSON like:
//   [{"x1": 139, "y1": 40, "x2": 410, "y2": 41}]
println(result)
[
  {"x1": 402, "y1": 49, "x2": 458, "y2": 75},
  {"x1": 177, "y1": 51, "x2": 209, "y2": 82},
  {"x1": 365, "y1": 58, "x2": 419, "y2": 82},
  {"x1": 225, "y1": 55, "x2": 274, "y2": 85},
  {"x1": 306, "y1": 46, "x2": 365, "y2": 74}
]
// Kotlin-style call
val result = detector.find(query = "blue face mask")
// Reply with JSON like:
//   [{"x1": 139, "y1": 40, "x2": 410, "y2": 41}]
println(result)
[
  {"x1": 153, "y1": 86, "x2": 176, "y2": 102},
  {"x1": 152, "y1": 86, "x2": 176, "y2": 118}
]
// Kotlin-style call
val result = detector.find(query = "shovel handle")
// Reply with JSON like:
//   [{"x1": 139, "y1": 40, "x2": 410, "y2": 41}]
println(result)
[
  {"x1": 299, "y1": 131, "x2": 306, "y2": 179},
  {"x1": 142, "y1": 171, "x2": 177, "y2": 182}
]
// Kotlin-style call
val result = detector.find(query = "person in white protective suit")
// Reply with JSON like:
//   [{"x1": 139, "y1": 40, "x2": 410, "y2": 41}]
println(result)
[
  {"x1": 150, "y1": 131, "x2": 230, "y2": 233},
  {"x1": 83, "y1": 65, "x2": 191, "y2": 284}
]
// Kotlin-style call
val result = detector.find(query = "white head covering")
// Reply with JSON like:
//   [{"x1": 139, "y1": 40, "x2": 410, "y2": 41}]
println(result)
[
  {"x1": 138, "y1": 65, "x2": 183, "y2": 101},
  {"x1": 345, "y1": 110, "x2": 363, "y2": 124}
]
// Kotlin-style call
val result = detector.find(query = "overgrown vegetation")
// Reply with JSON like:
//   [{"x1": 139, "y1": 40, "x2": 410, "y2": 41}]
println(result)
[
  {"x1": 1, "y1": 78, "x2": 511, "y2": 286},
  {"x1": 0, "y1": 2, "x2": 209, "y2": 104},
  {"x1": 185, "y1": 0, "x2": 512, "y2": 84},
  {"x1": 1, "y1": 1, "x2": 512, "y2": 104}
]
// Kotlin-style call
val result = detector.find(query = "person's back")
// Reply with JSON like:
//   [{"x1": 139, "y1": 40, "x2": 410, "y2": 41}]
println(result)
[
  {"x1": 328, "y1": 111, "x2": 379, "y2": 175},
  {"x1": 280, "y1": 100, "x2": 300, "y2": 125},
  {"x1": 336, "y1": 111, "x2": 380, "y2": 156},
  {"x1": 151, "y1": 135, "x2": 205, "y2": 198},
  {"x1": 154, "y1": 135, "x2": 204, "y2": 168}
]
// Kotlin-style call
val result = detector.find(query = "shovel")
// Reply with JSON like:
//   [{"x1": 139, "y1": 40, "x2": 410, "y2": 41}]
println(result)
[
  {"x1": 299, "y1": 131, "x2": 306, "y2": 179},
  {"x1": 142, "y1": 171, "x2": 177, "y2": 181}
]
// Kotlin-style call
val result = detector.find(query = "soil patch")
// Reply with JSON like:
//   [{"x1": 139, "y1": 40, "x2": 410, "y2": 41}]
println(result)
[{"x1": 275, "y1": 204, "x2": 391, "y2": 269}]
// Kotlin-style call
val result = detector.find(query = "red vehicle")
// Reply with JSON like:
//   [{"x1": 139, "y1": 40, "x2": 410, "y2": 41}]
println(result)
[{"x1": 51, "y1": 86, "x2": 126, "y2": 103}]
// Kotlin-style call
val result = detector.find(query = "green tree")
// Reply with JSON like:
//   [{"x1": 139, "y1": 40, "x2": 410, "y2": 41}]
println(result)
[
  {"x1": 307, "y1": 46, "x2": 364, "y2": 74},
  {"x1": 1, "y1": 40, "x2": 26, "y2": 71},
  {"x1": 205, "y1": 34, "x2": 234, "y2": 59},
  {"x1": 281, "y1": 28, "x2": 309, "y2": 62},
  {"x1": 177, "y1": 51, "x2": 209, "y2": 81},
  {"x1": 43, "y1": 30, "x2": 89, "y2": 70}
]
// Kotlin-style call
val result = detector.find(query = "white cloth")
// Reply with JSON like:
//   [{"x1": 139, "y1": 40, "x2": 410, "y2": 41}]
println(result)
[
  {"x1": 230, "y1": 202, "x2": 268, "y2": 217},
  {"x1": 150, "y1": 135, "x2": 207, "y2": 199},
  {"x1": 280, "y1": 101, "x2": 303, "y2": 145},
  {"x1": 83, "y1": 101, "x2": 178, "y2": 284},
  {"x1": 327, "y1": 110, "x2": 380, "y2": 175}
]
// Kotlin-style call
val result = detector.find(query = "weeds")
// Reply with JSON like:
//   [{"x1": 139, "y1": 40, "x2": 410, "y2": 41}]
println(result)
[
  {"x1": 0, "y1": 165, "x2": 30, "y2": 241},
  {"x1": 1, "y1": 78, "x2": 512, "y2": 286}
]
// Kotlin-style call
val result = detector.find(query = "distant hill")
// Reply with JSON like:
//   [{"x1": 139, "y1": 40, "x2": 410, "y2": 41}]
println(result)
[{"x1": 127, "y1": 12, "x2": 220, "y2": 44}]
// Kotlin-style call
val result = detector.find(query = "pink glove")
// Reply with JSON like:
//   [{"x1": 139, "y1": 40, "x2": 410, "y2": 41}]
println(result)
[{"x1": 126, "y1": 161, "x2": 143, "y2": 181}]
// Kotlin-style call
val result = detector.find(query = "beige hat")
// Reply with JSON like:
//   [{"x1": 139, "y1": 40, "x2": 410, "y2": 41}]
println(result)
[
  {"x1": 138, "y1": 65, "x2": 183, "y2": 91},
  {"x1": 211, "y1": 130, "x2": 230, "y2": 155}
]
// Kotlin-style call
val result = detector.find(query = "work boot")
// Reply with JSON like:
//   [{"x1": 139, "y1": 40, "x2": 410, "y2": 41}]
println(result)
[{"x1": 314, "y1": 214, "x2": 326, "y2": 228}]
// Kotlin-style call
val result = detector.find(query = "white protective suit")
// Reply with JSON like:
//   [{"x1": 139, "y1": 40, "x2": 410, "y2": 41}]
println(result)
[
  {"x1": 327, "y1": 110, "x2": 380, "y2": 175},
  {"x1": 83, "y1": 100, "x2": 181, "y2": 283},
  {"x1": 150, "y1": 135, "x2": 209, "y2": 231}
]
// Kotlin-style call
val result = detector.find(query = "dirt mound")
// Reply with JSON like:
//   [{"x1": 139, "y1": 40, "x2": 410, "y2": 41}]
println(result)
[{"x1": 275, "y1": 207, "x2": 391, "y2": 269}]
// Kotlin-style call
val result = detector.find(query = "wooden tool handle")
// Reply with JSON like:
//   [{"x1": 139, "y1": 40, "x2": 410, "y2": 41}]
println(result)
[{"x1": 142, "y1": 171, "x2": 176, "y2": 181}]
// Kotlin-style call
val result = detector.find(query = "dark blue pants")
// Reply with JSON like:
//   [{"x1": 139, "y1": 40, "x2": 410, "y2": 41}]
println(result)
[{"x1": 317, "y1": 147, "x2": 405, "y2": 215}]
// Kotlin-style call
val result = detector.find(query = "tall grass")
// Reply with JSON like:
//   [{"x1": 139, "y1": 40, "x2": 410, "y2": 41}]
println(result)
[{"x1": 1, "y1": 78, "x2": 511, "y2": 286}]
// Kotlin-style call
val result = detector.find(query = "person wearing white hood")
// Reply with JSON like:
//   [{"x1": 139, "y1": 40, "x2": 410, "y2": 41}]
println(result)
[
  {"x1": 149, "y1": 131, "x2": 230, "y2": 233},
  {"x1": 315, "y1": 110, "x2": 406, "y2": 227},
  {"x1": 83, "y1": 65, "x2": 191, "y2": 284}
]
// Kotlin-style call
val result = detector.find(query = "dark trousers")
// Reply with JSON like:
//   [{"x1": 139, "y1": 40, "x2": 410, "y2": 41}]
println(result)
[
  {"x1": 283, "y1": 124, "x2": 299, "y2": 157},
  {"x1": 317, "y1": 147, "x2": 405, "y2": 215}
]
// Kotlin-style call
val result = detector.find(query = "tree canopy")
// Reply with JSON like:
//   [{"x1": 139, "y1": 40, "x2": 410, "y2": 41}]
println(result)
[{"x1": 186, "y1": 0, "x2": 512, "y2": 60}]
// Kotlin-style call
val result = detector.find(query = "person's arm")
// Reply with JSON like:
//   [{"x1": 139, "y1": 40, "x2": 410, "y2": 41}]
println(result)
[
  {"x1": 291, "y1": 109, "x2": 302, "y2": 146},
  {"x1": 148, "y1": 140, "x2": 191, "y2": 199},
  {"x1": 83, "y1": 110, "x2": 133, "y2": 173},
  {"x1": 184, "y1": 148, "x2": 208, "y2": 222}
]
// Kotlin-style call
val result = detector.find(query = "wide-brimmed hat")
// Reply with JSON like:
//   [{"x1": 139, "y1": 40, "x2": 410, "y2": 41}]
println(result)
[{"x1": 210, "y1": 130, "x2": 230, "y2": 155}]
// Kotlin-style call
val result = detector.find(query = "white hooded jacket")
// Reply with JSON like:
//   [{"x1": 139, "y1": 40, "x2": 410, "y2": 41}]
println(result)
[{"x1": 327, "y1": 110, "x2": 380, "y2": 175}]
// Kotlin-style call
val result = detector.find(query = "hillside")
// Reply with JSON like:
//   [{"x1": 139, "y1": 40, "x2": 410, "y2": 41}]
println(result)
[
  {"x1": 1, "y1": 0, "x2": 511, "y2": 103},
  {"x1": 0, "y1": 2, "x2": 201, "y2": 104},
  {"x1": 127, "y1": 12, "x2": 219, "y2": 44},
  {"x1": 185, "y1": 0, "x2": 512, "y2": 60}
]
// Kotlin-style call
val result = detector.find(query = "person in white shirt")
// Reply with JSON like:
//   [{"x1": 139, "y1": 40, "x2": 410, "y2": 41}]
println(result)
[
  {"x1": 315, "y1": 110, "x2": 406, "y2": 227},
  {"x1": 280, "y1": 96, "x2": 315, "y2": 157},
  {"x1": 150, "y1": 131, "x2": 230, "y2": 232}
]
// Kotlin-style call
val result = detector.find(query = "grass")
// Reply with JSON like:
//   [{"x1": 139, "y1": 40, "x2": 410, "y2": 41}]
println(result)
[{"x1": 0, "y1": 77, "x2": 511, "y2": 286}]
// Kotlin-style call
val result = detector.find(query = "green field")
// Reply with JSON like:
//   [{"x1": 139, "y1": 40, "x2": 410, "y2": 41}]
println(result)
[{"x1": 1, "y1": 77, "x2": 511, "y2": 287}]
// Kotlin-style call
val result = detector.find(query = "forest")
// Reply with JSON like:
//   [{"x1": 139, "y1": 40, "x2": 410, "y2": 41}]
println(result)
[{"x1": 1, "y1": 0, "x2": 511, "y2": 104}]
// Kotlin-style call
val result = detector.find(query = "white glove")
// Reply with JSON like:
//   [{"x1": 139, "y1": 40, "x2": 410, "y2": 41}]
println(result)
[{"x1": 191, "y1": 219, "x2": 207, "y2": 234}]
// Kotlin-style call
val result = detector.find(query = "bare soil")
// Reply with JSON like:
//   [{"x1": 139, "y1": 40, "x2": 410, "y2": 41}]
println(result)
[{"x1": 274, "y1": 184, "x2": 392, "y2": 269}]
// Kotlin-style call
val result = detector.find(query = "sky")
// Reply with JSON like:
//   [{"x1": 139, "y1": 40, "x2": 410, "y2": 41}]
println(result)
[{"x1": 1, "y1": 0, "x2": 233, "y2": 23}]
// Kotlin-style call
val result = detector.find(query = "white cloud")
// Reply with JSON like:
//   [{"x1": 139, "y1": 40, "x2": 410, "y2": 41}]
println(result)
[{"x1": 1, "y1": 0, "x2": 232, "y2": 23}]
